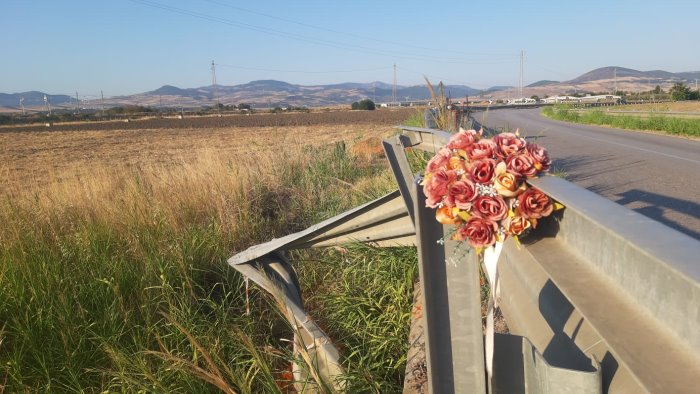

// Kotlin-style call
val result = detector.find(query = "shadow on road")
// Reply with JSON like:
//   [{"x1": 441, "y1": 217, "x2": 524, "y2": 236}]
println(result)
[
  {"x1": 552, "y1": 155, "x2": 644, "y2": 184},
  {"x1": 551, "y1": 156, "x2": 700, "y2": 239},
  {"x1": 614, "y1": 189, "x2": 700, "y2": 239}
]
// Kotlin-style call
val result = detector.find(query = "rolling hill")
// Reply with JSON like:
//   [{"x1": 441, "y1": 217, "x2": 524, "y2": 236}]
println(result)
[
  {"x1": 120, "y1": 80, "x2": 484, "y2": 108},
  {"x1": 3, "y1": 66, "x2": 699, "y2": 111},
  {"x1": 0, "y1": 91, "x2": 72, "y2": 108},
  {"x1": 488, "y1": 67, "x2": 700, "y2": 100}
]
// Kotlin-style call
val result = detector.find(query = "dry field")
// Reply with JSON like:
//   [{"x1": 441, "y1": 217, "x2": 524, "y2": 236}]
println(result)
[
  {"x1": 1, "y1": 110, "x2": 413, "y2": 194},
  {"x1": 0, "y1": 108, "x2": 417, "y2": 391}
]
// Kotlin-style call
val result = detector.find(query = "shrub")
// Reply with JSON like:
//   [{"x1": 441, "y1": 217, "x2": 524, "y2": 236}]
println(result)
[
  {"x1": 351, "y1": 99, "x2": 376, "y2": 111},
  {"x1": 670, "y1": 82, "x2": 692, "y2": 101}
]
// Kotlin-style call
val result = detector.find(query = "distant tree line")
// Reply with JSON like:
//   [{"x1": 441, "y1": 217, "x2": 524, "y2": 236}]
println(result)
[
  {"x1": 582, "y1": 83, "x2": 699, "y2": 102},
  {"x1": 105, "y1": 105, "x2": 154, "y2": 115},
  {"x1": 0, "y1": 111, "x2": 93, "y2": 125}
]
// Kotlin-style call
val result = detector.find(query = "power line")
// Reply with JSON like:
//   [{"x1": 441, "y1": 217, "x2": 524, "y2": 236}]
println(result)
[
  {"x1": 211, "y1": 60, "x2": 219, "y2": 108},
  {"x1": 200, "y1": 0, "x2": 515, "y2": 58},
  {"x1": 392, "y1": 63, "x2": 397, "y2": 103},
  {"x1": 127, "y1": 0, "x2": 518, "y2": 64},
  {"x1": 519, "y1": 50, "x2": 524, "y2": 98},
  {"x1": 395, "y1": 66, "x2": 483, "y2": 88},
  {"x1": 215, "y1": 63, "x2": 389, "y2": 74}
]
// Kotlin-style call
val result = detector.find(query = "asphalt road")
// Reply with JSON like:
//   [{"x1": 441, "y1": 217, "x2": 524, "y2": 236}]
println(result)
[{"x1": 472, "y1": 107, "x2": 700, "y2": 240}]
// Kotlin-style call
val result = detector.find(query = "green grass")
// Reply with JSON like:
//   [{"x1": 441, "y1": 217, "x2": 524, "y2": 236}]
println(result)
[
  {"x1": 401, "y1": 110, "x2": 425, "y2": 128},
  {"x1": 0, "y1": 141, "x2": 414, "y2": 392},
  {"x1": 542, "y1": 106, "x2": 700, "y2": 137},
  {"x1": 296, "y1": 245, "x2": 417, "y2": 392}
]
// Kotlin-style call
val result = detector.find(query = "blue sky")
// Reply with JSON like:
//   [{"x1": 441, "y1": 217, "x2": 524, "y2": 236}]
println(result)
[{"x1": 2, "y1": 0, "x2": 698, "y2": 96}]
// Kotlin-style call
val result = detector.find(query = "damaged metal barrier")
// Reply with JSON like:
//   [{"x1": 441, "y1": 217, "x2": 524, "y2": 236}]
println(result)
[{"x1": 227, "y1": 125, "x2": 700, "y2": 393}]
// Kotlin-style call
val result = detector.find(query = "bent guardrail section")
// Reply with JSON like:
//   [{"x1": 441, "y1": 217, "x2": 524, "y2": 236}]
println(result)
[
  {"x1": 228, "y1": 190, "x2": 414, "y2": 391},
  {"x1": 226, "y1": 125, "x2": 700, "y2": 393}
]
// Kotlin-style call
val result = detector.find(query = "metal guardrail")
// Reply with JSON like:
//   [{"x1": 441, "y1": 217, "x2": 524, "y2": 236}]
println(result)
[
  {"x1": 398, "y1": 126, "x2": 700, "y2": 393},
  {"x1": 507, "y1": 176, "x2": 700, "y2": 393},
  {"x1": 569, "y1": 109, "x2": 700, "y2": 118},
  {"x1": 227, "y1": 125, "x2": 700, "y2": 393},
  {"x1": 228, "y1": 191, "x2": 415, "y2": 391}
]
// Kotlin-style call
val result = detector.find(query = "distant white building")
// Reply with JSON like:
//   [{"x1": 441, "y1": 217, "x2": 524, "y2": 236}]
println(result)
[
  {"x1": 542, "y1": 96, "x2": 581, "y2": 104},
  {"x1": 542, "y1": 94, "x2": 621, "y2": 105},
  {"x1": 507, "y1": 97, "x2": 537, "y2": 104},
  {"x1": 579, "y1": 95, "x2": 622, "y2": 104}
]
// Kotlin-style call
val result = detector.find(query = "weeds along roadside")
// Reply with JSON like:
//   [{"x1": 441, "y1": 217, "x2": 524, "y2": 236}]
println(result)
[
  {"x1": 0, "y1": 135, "x2": 417, "y2": 391},
  {"x1": 542, "y1": 105, "x2": 700, "y2": 137},
  {"x1": 293, "y1": 245, "x2": 418, "y2": 392}
]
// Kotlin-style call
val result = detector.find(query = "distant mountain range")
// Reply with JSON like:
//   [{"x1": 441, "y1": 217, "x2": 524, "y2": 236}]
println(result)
[
  {"x1": 126, "y1": 80, "x2": 484, "y2": 108},
  {"x1": 2, "y1": 66, "x2": 699, "y2": 110},
  {"x1": 516, "y1": 66, "x2": 700, "y2": 99},
  {"x1": 568, "y1": 67, "x2": 700, "y2": 84},
  {"x1": 0, "y1": 91, "x2": 72, "y2": 108},
  {"x1": 0, "y1": 81, "x2": 483, "y2": 109}
]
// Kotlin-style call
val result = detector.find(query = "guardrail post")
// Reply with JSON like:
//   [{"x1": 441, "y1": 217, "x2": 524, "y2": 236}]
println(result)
[
  {"x1": 382, "y1": 135, "x2": 417, "y2": 225},
  {"x1": 414, "y1": 179, "x2": 486, "y2": 393}
]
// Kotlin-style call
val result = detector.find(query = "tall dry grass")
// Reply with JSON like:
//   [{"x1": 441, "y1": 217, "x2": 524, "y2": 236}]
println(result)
[
  {"x1": 0, "y1": 123, "x2": 417, "y2": 392},
  {"x1": 424, "y1": 77, "x2": 452, "y2": 131}
]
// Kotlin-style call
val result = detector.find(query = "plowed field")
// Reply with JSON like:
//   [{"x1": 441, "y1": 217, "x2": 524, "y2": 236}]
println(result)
[{"x1": 1, "y1": 108, "x2": 416, "y2": 133}]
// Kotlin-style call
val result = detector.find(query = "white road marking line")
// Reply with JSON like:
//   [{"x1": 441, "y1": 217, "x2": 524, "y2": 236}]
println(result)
[
  {"x1": 560, "y1": 127, "x2": 700, "y2": 165},
  {"x1": 518, "y1": 113, "x2": 700, "y2": 165}
]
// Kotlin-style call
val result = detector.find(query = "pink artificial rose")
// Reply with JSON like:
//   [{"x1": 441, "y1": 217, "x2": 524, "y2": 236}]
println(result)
[
  {"x1": 493, "y1": 132, "x2": 527, "y2": 158},
  {"x1": 446, "y1": 179, "x2": 478, "y2": 210},
  {"x1": 423, "y1": 180, "x2": 444, "y2": 208},
  {"x1": 425, "y1": 147, "x2": 452, "y2": 174},
  {"x1": 454, "y1": 217, "x2": 498, "y2": 248},
  {"x1": 431, "y1": 169, "x2": 457, "y2": 195},
  {"x1": 447, "y1": 129, "x2": 479, "y2": 150},
  {"x1": 465, "y1": 139, "x2": 497, "y2": 161},
  {"x1": 472, "y1": 195, "x2": 508, "y2": 222},
  {"x1": 506, "y1": 154, "x2": 538, "y2": 178},
  {"x1": 518, "y1": 188, "x2": 554, "y2": 219},
  {"x1": 423, "y1": 169, "x2": 457, "y2": 208},
  {"x1": 469, "y1": 158, "x2": 497, "y2": 184},
  {"x1": 525, "y1": 143, "x2": 551, "y2": 173}
]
